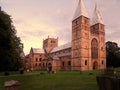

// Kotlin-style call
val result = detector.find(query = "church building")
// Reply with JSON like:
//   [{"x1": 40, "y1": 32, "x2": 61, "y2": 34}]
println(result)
[{"x1": 25, "y1": 0, "x2": 106, "y2": 71}]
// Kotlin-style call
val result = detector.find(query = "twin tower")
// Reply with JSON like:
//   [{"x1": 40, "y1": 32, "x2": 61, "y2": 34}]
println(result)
[
  {"x1": 42, "y1": 0, "x2": 106, "y2": 71},
  {"x1": 71, "y1": 0, "x2": 106, "y2": 70}
]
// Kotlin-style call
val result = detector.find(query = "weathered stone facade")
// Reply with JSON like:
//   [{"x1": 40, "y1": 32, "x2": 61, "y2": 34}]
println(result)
[
  {"x1": 25, "y1": 0, "x2": 106, "y2": 71},
  {"x1": 25, "y1": 48, "x2": 45, "y2": 71}
]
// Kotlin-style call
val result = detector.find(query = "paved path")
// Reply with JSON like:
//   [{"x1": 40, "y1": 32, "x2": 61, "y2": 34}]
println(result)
[{"x1": 0, "y1": 72, "x2": 41, "y2": 78}]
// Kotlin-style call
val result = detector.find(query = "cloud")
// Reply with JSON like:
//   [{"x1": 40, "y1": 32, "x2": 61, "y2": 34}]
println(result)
[
  {"x1": 1, "y1": 0, "x2": 120, "y2": 54},
  {"x1": 96, "y1": 0, "x2": 120, "y2": 44}
]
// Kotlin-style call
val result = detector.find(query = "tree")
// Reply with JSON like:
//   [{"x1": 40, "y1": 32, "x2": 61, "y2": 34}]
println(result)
[
  {"x1": 106, "y1": 41, "x2": 120, "y2": 67},
  {"x1": 0, "y1": 8, "x2": 23, "y2": 71}
]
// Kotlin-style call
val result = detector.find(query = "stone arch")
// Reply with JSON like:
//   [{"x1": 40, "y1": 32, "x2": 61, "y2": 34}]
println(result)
[
  {"x1": 93, "y1": 61, "x2": 98, "y2": 70},
  {"x1": 48, "y1": 63, "x2": 52, "y2": 72},
  {"x1": 91, "y1": 38, "x2": 98, "y2": 59}
]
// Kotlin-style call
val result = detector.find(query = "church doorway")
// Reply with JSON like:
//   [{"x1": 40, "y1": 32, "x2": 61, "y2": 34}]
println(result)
[
  {"x1": 93, "y1": 61, "x2": 98, "y2": 70},
  {"x1": 48, "y1": 63, "x2": 52, "y2": 72}
]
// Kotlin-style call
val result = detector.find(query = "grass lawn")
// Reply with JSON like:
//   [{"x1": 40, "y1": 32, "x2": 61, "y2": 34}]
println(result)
[{"x1": 0, "y1": 70, "x2": 103, "y2": 90}]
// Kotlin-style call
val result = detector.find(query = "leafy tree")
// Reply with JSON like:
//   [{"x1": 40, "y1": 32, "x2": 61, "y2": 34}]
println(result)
[
  {"x1": 0, "y1": 9, "x2": 23, "y2": 71},
  {"x1": 106, "y1": 41, "x2": 120, "y2": 67}
]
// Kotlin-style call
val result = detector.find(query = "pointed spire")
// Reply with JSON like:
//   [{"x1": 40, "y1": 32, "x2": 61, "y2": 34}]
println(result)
[
  {"x1": 73, "y1": 0, "x2": 89, "y2": 20},
  {"x1": 91, "y1": 3, "x2": 104, "y2": 25}
]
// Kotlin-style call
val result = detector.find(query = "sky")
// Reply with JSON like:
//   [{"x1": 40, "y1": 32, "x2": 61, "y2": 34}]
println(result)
[{"x1": 0, "y1": 0, "x2": 120, "y2": 55}]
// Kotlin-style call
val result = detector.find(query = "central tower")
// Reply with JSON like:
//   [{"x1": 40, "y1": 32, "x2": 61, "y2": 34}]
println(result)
[{"x1": 72, "y1": 0, "x2": 91, "y2": 70}]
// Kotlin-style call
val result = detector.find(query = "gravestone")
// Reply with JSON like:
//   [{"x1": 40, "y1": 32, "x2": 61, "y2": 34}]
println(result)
[
  {"x1": 4, "y1": 80, "x2": 20, "y2": 90},
  {"x1": 97, "y1": 69, "x2": 120, "y2": 90}
]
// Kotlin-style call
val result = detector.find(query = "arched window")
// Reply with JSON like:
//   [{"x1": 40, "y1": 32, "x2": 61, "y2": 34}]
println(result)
[
  {"x1": 102, "y1": 60, "x2": 104, "y2": 64},
  {"x1": 36, "y1": 58, "x2": 38, "y2": 62},
  {"x1": 62, "y1": 62, "x2": 64, "y2": 66},
  {"x1": 39, "y1": 58, "x2": 42, "y2": 61},
  {"x1": 91, "y1": 38, "x2": 98, "y2": 59},
  {"x1": 68, "y1": 61, "x2": 71, "y2": 66},
  {"x1": 85, "y1": 60, "x2": 87, "y2": 65}
]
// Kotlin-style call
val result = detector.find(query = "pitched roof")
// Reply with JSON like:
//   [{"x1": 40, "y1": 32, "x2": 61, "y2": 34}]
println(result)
[
  {"x1": 53, "y1": 56, "x2": 60, "y2": 60},
  {"x1": 53, "y1": 52, "x2": 71, "y2": 60},
  {"x1": 32, "y1": 48, "x2": 44, "y2": 54},
  {"x1": 91, "y1": 4, "x2": 104, "y2": 25},
  {"x1": 73, "y1": 0, "x2": 89, "y2": 20},
  {"x1": 58, "y1": 52, "x2": 71, "y2": 57},
  {"x1": 51, "y1": 42, "x2": 71, "y2": 53}
]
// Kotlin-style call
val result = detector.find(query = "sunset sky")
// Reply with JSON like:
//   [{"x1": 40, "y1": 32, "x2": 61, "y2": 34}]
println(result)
[{"x1": 0, "y1": 0, "x2": 120, "y2": 54}]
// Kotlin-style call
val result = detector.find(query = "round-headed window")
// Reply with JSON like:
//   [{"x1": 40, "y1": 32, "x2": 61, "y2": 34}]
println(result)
[{"x1": 91, "y1": 38, "x2": 98, "y2": 59}]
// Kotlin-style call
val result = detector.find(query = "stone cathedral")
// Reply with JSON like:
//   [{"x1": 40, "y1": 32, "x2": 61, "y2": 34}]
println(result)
[{"x1": 25, "y1": 0, "x2": 106, "y2": 71}]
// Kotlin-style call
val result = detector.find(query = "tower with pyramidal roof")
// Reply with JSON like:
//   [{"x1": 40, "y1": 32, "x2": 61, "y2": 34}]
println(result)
[{"x1": 72, "y1": 0, "x2": 106, "y2": 70}]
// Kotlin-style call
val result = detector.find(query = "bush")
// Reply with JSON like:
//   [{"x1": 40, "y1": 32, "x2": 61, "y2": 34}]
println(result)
[{"x1": 4, "y1": 72, "x2": 10, "y2": 76}]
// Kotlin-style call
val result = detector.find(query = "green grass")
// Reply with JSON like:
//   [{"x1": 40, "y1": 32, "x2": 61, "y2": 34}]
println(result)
[{"x1": 0, "y1": 70, "x2": 102, "y2": 90}]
